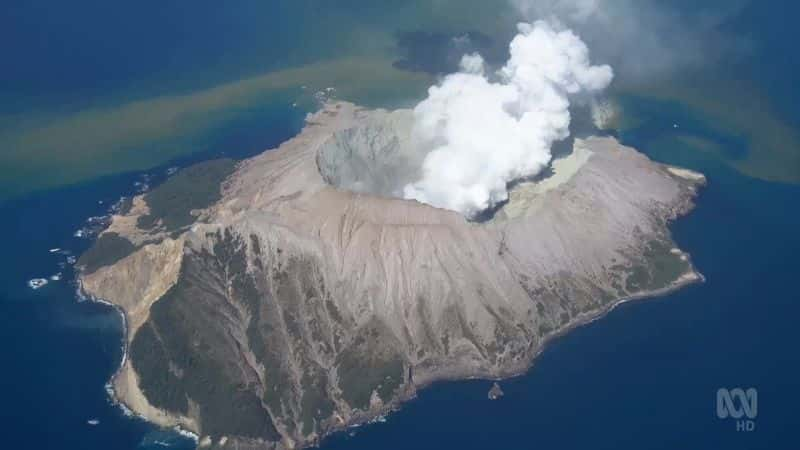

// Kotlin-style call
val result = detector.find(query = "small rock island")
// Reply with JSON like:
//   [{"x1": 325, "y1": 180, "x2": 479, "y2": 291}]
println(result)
[
  {"x1": 78, "y1": 102, "x2": 705, "y2": 449},
  {"x1": 488, "y1": 383, "x2": 504, "y2": 400}
]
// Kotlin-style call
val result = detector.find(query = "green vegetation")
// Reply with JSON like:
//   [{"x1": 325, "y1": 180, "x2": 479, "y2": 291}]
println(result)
[
  {"x1": 625, "y1": 239, "x2": 690, "y2": 292},
  {"x1": 131, "y1": 229, "x2": 346, "y2": 438},
  {"x1": 644, "y1": 239, "x2": 690, "y2": 288},
  {"x1": 300, "y1": 370, "x2": 335, "y2": 435},
  {"x1": 77, "y1": 232, "x2": 137, "y2": 274},
  {"x1": 336, "y1": 321, "x2": 404, "y2": 410},
  {"x1": 129, "y1": 232, "x2": 281, "y2": 441},
  {"x1": 129, "y1": 322, "x2": 189, "y2": 413},
  {"x1": 137, "y1": 159, "x2": 236, "y2": 231}
]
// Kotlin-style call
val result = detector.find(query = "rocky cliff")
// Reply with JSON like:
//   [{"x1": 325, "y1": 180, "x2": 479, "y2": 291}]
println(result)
[{"x1": 78, "y1": 102, "x2": 705, "y2": 449}]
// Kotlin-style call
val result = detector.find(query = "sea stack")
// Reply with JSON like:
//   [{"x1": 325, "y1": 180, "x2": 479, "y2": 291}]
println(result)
[{"x1": 488, "y1": 383, "x2": 504, "y2": 400}]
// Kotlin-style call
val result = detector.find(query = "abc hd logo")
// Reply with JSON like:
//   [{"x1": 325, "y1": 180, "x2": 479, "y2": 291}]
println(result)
[{"x1": 717, "y1": 388, "x2": 757, "y2": 432}]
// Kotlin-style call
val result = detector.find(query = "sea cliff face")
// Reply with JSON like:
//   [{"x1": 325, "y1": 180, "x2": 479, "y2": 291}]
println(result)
[{"x1": 78, "y1": 102, "x2": 705, "y2": 450}]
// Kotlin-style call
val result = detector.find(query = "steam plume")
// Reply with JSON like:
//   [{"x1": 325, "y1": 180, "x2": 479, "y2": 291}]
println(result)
[
  {"x1": 509, "y1": 0, "x2": 750, "y2": 81},
  {"x1": 403, "y1": 20, "x2": 612, "y2": 216}
]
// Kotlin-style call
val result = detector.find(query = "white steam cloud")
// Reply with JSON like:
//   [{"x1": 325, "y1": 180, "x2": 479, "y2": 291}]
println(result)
[
  {"x1": 403, "y1": 20, "x2": 612, "y2": 217},
  {"x1": 509, "y1": 0, "x2": 750, "y2": 81}
]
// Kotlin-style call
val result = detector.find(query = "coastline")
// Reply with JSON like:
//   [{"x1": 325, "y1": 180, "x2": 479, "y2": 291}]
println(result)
[
  {"x1": 308, "y1": 266, "x2": 707, "y2": 448},
  {"x1": 77, "y1": 279, "x2": 202, "y2": 443},
  {"x1": 80, "y1": 260, "x2": 705, "y2": 449},
  {"x1": 74, "y1": 103, "x2": 708, "y2": 449}
]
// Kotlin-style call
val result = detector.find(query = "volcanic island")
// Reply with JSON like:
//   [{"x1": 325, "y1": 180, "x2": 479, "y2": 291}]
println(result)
[{"x1": 78, "y1": 102, "x2": 705, "y2": 449}]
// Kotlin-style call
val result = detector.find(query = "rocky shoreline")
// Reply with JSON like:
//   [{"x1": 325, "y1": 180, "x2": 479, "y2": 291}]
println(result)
[
  {"x1": 89, "y1": 261, "x2": 705, "y2": 450},
  {"x1": 78, "y1": 102, "x2": 706, "y2": 449}
]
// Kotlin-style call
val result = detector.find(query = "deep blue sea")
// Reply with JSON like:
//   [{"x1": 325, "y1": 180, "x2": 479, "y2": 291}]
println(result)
[
  {"x1": 2, "y1": 1, "x2": 799, "y2": 449},
  {"x1": 0, "y1": 106, "x2": 307, "y2": 449}
]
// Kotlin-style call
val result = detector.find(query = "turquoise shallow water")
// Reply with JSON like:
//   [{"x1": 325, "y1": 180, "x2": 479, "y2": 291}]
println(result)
[{"x1": 1, "y1": 1, "x2": 799, "y2": 449}]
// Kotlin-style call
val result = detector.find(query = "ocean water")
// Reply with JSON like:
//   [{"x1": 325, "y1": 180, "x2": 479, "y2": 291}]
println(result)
[
  {"x1": 2, "y1": 1, "x2": 799, "y2": 449},
  {"x1": 315, "y1": 106, "x2": 800, "y2": 450},
  {"x1": 0, "y1": 100, "x2": 800, "y2": 449},
  {"x1": 0, "y1": 106, "x2": 306, "y2": 449},
  {"x1": 3, "y1": 94, "x2": 798, "y2": 450}
]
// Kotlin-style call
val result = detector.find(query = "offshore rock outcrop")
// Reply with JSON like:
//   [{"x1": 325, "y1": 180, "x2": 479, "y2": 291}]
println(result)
[{"x1": 78, "y1": 102, "x2": 705, "y2": 449}]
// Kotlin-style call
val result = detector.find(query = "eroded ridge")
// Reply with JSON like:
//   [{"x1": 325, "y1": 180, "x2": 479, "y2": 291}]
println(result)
[{"x1": 78, "y1": 102, "x2": 705, "y2": 450}]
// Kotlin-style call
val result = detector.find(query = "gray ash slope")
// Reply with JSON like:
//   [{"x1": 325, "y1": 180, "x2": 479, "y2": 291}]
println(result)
[{"x1": 78, "y1": 102, "x2": 705, "y2": 450}]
